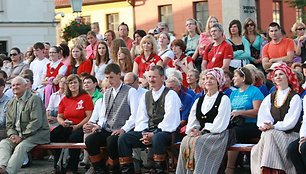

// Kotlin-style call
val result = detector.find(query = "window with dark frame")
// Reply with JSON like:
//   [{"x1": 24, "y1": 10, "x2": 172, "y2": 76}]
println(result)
[
  {"x1": 158, "y1": 5, "x2": 173, "y2": 32},
  {"x1": 193, "y1": 1, "x2": 208, "y2": 31},
  {"x1": 272, "y1": 0, "x2": 282, "y2": 25},
  {"x1": 106, "y1": 13, "x2": 119, "y2": 31}
]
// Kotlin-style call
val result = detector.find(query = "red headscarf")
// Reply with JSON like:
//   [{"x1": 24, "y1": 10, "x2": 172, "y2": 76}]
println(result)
[{"x1": 272, "y1": 64, "x2": 299, "y2": 93}]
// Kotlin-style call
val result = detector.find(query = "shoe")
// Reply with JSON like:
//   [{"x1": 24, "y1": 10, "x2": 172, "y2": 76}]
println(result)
[{"x1": 21, "y1": 160, "x2": 30, "y2": 168}]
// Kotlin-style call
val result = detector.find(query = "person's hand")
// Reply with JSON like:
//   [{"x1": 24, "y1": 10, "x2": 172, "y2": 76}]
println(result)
[
  {"x1": 231, "y1": 110, "x2": 240, "y2": 118},
  {"x1": 83, "y1": 122, "x2": 95, "y2": 134},
  {"x1": 259, "y1": 122, "x2": 274, "y2": 131},
  {"x1": 61, "y1": 120, "x2": 73, "y2": 128},
  {"x1": 299, "y1": 137, "x2": 306, "y2": 153},
  {"x1": 9, "y1": 135, "x2": 22, "y2": 144},
  {"x1": 190, "y1": 128, "x2": 201, "y2": 137},
  {"x1": 112, "y1": 129, "x2": 125, "y2": 136},
  {"x1": 92, "y1": 124, "x2": 102, "y2": 133},
  {"x1": 140, "y1": 132, "x2": 153, "y2": 145},
  {"x1": 48, "y1": 116, "x2": 57, "y2": 124}
]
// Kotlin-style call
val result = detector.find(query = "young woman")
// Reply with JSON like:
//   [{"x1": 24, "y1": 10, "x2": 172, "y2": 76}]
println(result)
[
  {"x1": 251, "y1": 64, "x2": 302, "y2": 174},
  {"x1": 50, "y1": 74, "x2": 94, "y2": 174},
  {"x1": 227, "y1": 20, "x2": 252, "y2": 72},
  {"x1": 41, "y1": 46, "x2": 67, "y2": 108},
  {"x1": 170, "y1": 39, "x2": 195, "y2": 88},
  {"x1": 130, "y1": 30, "x2": 146, "y2": 59},
  {"x1": 182, "y1": 18, "x2": 201, "y2": 57},
  {"x1": 176, "y1": 68, "x2": 231, "y2": 174},
  {"x1": 133, "y1": 35, "x2": 163, "y2": 83},
  {"x1": 85, "y1": 31, "x2": 99, "y2": 60},
  {"x1": 118, "y1": 47, "x2": 133, "y2": 77},
  {"x1": 104, "y1": 30, "x2": 116, "y2": 49},
  {"x1": 226, "y1": 67, "x2": 264, "y2": 174},
  {"x1": 91, "y1": 22, "x2": 103, "y2": 41},
  {"x1": 91, "y1": 41, "x2": 111, "y2": 85},
  {"x1": 158, "y1": 33, "x2": 174, "y2": 69},
  {"x1": 243, "y1": 18, "x2": 263, "y2": 70},
  {"x1": 109, "y1": 38, "x2": 126, "y2": 64},
  {"x1": 68, "y1": 44, "x2": 92, "y2": 75}
]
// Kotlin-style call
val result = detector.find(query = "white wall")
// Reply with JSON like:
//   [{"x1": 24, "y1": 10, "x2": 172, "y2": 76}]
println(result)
[{"x1": 0, "y1": 0, "x2": 56, "y2": 54}]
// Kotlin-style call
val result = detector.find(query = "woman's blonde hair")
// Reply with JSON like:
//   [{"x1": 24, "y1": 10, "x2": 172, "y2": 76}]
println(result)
[
  {"x1": 184, "y1": 18, "x2": 202, "y2": 36},
  {"x1": 110, "y1": 38, "x2": 126, "y2": 64},
  {"x1": 205, "y1": 16, "x2": 219, "y2": 33},
  {"x1": 291, "y1": 21, "x2": 306, "y2": 36},
  {"x1": 243, "y1": 18, "x2": 259, "y2": 36},
  {"x1": 140, "y1": 35, "x2": 158, "y2": 54}
]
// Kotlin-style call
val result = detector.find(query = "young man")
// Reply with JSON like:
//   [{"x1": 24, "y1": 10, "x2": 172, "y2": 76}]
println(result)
[
  {"x1": 118, "y1": 65, "x2": 181, "y2": 174},
  {"x1": 84, "y1": 63, "x2": 138, "y2": 174},
  {"x1": 262, "y1": 22, "x2": 295, "y2": 70},
  {"x1": 118, "y1": 22, "x2": 133, "y2": 50},
  {"x1": 0, "y1": 76, "x2": 49, "y2": 174}
]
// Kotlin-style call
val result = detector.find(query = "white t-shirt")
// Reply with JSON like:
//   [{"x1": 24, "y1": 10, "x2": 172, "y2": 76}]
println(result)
[{"x1": 30, "y1": 57, "x2": 50, "y2": 89}]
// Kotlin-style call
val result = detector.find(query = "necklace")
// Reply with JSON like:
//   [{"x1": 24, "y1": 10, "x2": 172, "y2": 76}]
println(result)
[
  {"x1": 273, "y1": 89, "x2": 291, "y2": 108},
  {"x1": 211, "y1": 43, "x2": 221, "y2": 63}
]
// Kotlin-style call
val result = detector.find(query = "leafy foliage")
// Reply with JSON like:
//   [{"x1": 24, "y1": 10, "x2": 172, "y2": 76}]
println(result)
[{"x1": 62, "y1": 20, "x2": 91, "y2": 42}]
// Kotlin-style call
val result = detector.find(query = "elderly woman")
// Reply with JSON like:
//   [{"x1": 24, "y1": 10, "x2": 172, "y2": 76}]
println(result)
[
  {"x1": 50, "y1": 74, "x2": 94, "y2": 174},
  {"x1": 226, "y1": 67, "x2": 264, "y2": 174},
  {"x1": 176, "y1": 68, "x2": 231, "y2": 174},
  {"x1": 251, "y1": 64, "x2": 302, "y2": 174}
]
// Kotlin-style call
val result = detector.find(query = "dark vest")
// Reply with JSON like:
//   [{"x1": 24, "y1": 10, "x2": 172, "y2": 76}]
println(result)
[
  {"x1": 145, "y1": 87, "x2": 170, "y2": 131},
  {"x1": 270, "y1": 90, "x2": 300, "y2": 133},
  {"x1": 196, "y1": 92, "x2": 224, "y2": 130},
  {"x1": 104, "y1": 84, "x2": 131, "y2": 132}
]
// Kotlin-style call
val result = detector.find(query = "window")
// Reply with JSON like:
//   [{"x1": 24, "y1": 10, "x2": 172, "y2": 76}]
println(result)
[
  {"x1": 106, "y1": 13, "x2": 119, "y2": 31},
  {"x1": 193, "y1": 1, "x2": 208, "y2": 31},
  {"x1": 159, "y1": 5, "x2": 173, "y2": 32},
  {"x1": 272, "y1": 1, "x2": 282, "y2": 25},
  {"x1": 296, "y1": 8, "x2": 302, "y2": 22}
]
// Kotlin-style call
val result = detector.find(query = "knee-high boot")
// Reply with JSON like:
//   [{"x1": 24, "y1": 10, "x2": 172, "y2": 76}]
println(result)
[
  {"x1": 119, "y1": 157, "x2": 134, "y2": 174},
  {"x1": 89, "y1": 153, "x2": 107, "y2": 174},
  {"x1": 154, "y1": 154, "x2": 167, "y2": 174}
]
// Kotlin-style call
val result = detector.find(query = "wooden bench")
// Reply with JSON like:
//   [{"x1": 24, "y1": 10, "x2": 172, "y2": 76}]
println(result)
[{"x1": 228, "y1": 144, "x2": 255, "y2": 152}]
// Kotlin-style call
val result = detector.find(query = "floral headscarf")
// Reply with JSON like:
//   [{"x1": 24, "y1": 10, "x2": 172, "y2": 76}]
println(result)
[
  {"x1": 272, "y1": 64, "x2": 299, "y2": 93},
  {"x1": 205, "y1": 68, "x2": 226, "y2": 91}
]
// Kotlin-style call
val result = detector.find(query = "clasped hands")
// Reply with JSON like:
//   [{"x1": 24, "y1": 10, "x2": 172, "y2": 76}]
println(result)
[
  {"x1": 9, "y1": 135, "x2": 22, "y2": 144},
  {"x1": 140, "y1": 132, "x2": 154, "y2": 145},
  {"x1": 259, "y1": 122, "x2": 274, "y2": 131}
]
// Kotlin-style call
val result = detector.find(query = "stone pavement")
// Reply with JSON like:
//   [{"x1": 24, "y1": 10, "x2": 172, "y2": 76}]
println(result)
[{"x1": 18, "y1": 159, "x2": 251, "y2": 174}]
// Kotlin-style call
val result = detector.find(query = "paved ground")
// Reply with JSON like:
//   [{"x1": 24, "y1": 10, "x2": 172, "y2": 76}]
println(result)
[{"x1": 18, "y1": 160, "x2": 251, "y2": 174}]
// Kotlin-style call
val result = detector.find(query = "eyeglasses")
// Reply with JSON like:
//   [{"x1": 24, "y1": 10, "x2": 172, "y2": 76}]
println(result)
[
  {"x1": 296, "y1": 28, "x2": 305, "y2": 31},
  {"x1": 49, "y1": 52, "x2": 57, "y2": 54},
  {"x1": 246, "y1": 23, "x2": 254, "y2": 27},
  {"x1": 10, "y1": 53, "x2": 18, "y2": 57}
]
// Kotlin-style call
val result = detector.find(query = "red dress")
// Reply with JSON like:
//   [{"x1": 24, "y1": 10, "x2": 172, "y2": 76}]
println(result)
[{"x1": 134, "y1": 53, "x2": 162, "y2": 78}]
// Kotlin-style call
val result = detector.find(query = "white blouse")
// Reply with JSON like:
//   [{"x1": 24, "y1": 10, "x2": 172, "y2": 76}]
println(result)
[
  {"x1": 257, "y1": 87, "x2": 302, "y2": 131},
  {"x1": 186, "y1": 92, "x2": 231, "y2": 134}
]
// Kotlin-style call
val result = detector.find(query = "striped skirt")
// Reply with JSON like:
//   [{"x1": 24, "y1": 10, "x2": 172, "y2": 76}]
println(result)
[
  {"x1": 176, "y1": 130, "x2": 229, "y2": 174},
  {"x1": 251, "y1": 129, "x2": 298, "y2": 174}
]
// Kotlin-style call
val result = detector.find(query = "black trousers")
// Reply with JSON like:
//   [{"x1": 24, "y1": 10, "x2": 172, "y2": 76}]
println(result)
[
  {"x1": 118, "y1": 131, "x2": 171, "y2": 157},
  {"x1": 235, "y1": 123, "x2": 261, "y2": 143},
  {"x1": 50, "y1": 125, "x2": 84, "y2": 171},
  {"x1": 85, "y1": 129, "x2": 119, "y2": 160},
  {"x1": 288, "y1": 139, "x2": 306, "y2": 174}
]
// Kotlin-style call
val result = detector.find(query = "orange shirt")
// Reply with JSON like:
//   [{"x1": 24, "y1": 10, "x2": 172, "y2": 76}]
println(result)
[{"x1": 262, "y1": 38, "x2": 295, "y2": 60}]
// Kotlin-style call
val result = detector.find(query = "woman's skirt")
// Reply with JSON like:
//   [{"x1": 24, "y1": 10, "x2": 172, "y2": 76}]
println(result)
[
  {"x1": 176, "y1": 130, "x2": 229, "y2": 174},
  {"x1": 251, "y1": 129, "x2": 298, "y2": 174}
]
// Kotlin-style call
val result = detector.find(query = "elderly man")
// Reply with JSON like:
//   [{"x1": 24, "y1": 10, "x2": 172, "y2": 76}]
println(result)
[
  {"x1": 118, "y1": 65, "x2": 181, "y2": 174},
  {"x1": 201, "y1": 23, "x2": 233, "y2": 71},
  {"x1": 0, "y1": 76, "x2": 50, "y2": 174}
]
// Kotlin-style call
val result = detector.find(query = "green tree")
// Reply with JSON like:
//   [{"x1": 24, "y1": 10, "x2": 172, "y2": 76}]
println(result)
[{"x1": 286, "y1": 0, "x2": 306, "y2": 23}]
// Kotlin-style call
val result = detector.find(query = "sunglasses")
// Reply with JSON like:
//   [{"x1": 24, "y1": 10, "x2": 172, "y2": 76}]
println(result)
[
  {"x1": 296, "y1": 28, "x2": 305, "y2": 31},
  {"x1": 10, "y1": 53, "x2": 18, "y2": 57},
  {"x1": 246, "y1": 23, "x2": 254, "y2": 27}
]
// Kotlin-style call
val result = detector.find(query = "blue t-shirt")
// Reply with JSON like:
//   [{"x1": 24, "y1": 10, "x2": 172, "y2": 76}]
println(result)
[
  {"x1": 179, "y1": 90, "x2": 195, "y2": 121},
  {"x1": 230, "y1": 85, "x2": 264, "y2": 123}
]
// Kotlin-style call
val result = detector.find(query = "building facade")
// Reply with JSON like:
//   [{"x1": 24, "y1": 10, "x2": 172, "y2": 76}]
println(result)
[{"x1": 0, "y1": 0, "x2": 56, "y2": 54}]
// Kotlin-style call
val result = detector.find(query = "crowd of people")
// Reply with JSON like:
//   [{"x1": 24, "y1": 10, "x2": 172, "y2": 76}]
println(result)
[{"x1": 0, "y1": 16, "x2": 305, "y2": 174}]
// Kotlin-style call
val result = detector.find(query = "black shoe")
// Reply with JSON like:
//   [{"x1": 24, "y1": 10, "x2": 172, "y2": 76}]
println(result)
[
  {"x1": 21, "y1": 161, "x2": 30, "y2": 168},
  {"x1": 121, "y1": 163, "x2": 134, "y2": 174}
]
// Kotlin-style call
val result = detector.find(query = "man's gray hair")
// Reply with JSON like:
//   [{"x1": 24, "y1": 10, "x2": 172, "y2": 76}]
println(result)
[{"x1": 211, "y1": 23, "x2": 224, "y2": 32}]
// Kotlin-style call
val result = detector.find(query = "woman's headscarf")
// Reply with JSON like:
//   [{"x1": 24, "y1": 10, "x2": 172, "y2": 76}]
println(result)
[
  {"x1": 272, "y1": 64, "x2": 299, "y2": 93},
  {"x1": 205, "y1": 68, "x2": 226, "y2": 91}
]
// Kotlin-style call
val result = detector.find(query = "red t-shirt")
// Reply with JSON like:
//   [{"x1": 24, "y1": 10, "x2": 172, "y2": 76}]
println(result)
[
  {"x1": 203, "y1": 40, "x2": 233, "y2": 69},
  {"x1": 262, "y1": 38, "x2": 295, "y2": 60},
  {"x1": 77, "y1": 59, "x2": 93, "y2": 75},
  {"x1": 134, "y1": 53, "x2": 162, "y2": 78},
  {"x1": 58, "y1": 93, "x2": 94, "y2": 124}
]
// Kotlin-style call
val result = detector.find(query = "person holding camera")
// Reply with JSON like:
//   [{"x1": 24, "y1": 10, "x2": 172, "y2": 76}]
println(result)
[
  {"x1": 50, "y1": 74, "x2": 94, "y2": 174},
  {"x1": 226, "y1": 67, "x2": 263, "y2": 174}
]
